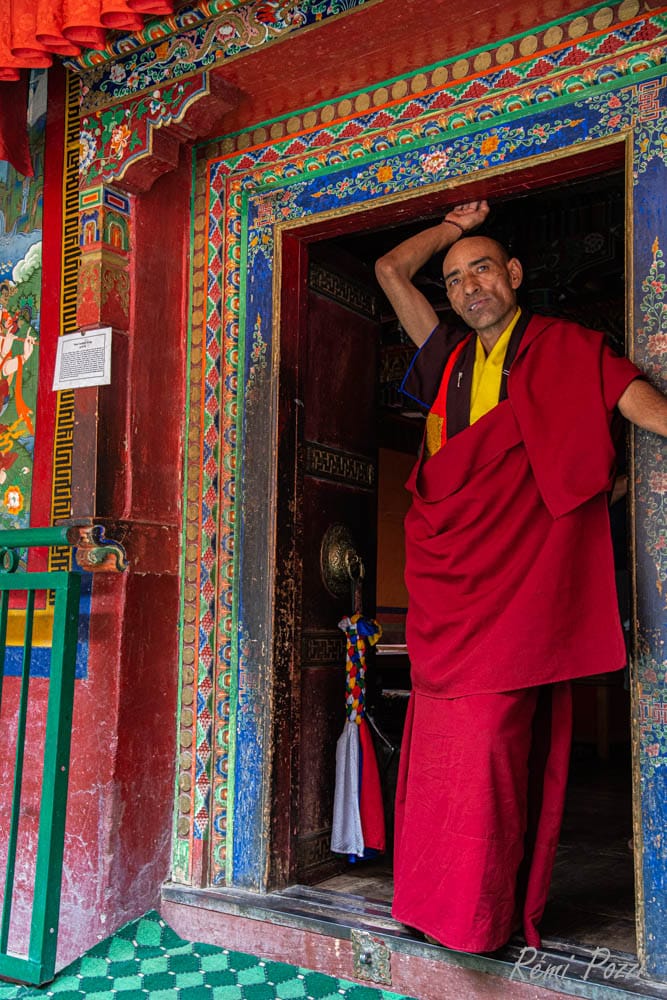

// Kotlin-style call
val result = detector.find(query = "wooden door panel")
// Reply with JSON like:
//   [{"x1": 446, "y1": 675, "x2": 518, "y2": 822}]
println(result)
[
  {"x1": 301, "y1": 475, "x2": 376, "y2": 628},
  {"x1": 297, "y1": 667, "x2": 344, "y2": 880},
  {"x1": 294, "y1": 272, "x2": 380, "y2": 883},
  {"x1": 303, "y1": 293, "x2": 377, "y2": 450}
]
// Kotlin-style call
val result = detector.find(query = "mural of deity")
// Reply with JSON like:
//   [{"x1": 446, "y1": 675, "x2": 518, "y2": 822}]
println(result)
[{"x1": 0, "y1": 70, "x2": 46, "y2": 531}]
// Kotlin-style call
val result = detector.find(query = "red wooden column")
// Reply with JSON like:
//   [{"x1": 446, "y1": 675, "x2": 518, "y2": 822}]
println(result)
[
  {"x1": 51, "y1": 61, "x2": 240, "y2": 961},
  {"x1": 54, "y1": 144, "x2": 191, "y2": 965}
]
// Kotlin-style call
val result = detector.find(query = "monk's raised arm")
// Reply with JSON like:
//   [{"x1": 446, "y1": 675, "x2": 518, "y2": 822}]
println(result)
[
  {"x1": 375, "y1": 199, "x2": 489, "y2": 347},
  {"x1": 617, "y1": 378, "x2": 667, "y2": 437}
]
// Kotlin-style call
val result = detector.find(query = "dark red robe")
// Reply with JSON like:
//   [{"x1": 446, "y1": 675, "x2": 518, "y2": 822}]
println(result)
[{"x1": 392, "y1": 314, "x2": 640, "y2": 951}]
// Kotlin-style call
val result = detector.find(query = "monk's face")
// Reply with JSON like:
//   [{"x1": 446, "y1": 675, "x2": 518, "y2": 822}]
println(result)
[{"x1": 442, "y1": 237, "x2": 522, "y2": 341}]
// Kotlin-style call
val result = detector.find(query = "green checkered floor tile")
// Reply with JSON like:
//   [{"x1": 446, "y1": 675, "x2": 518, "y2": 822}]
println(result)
[{"x1": 0, "y1": 912, "x2": 416, "y2": 1000}]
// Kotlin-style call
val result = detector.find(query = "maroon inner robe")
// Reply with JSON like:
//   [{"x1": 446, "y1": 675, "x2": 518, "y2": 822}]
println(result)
[{"x1": 392, "y1": 316, "x2": 640, "y2": 950}]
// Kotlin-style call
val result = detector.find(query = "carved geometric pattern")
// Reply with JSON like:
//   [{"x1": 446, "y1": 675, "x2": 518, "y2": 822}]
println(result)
[
  {"x1": 309, "y1": 261, "x2": 379, "y2": 319},
  {"x1": 296, "y1": 829, "x2": 335, "y2": 874},
  {"x1": 305, "y1": 444, "x2": 376, "y2": 490},
  {"x1": 49, "y1": 70, "x2": 81, "y2": 575},
  {"x1": 302, "y1": 631, "x2": 346, "y2": 665}
]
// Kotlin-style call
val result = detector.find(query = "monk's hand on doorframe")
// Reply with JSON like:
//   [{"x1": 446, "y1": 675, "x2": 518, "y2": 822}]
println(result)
[
  {"x1": 617, "y1": 378, "x2": 667, "y2": 438},
  {"x1": 443, "y1": 199, "x2": 490, "y2": 234}
]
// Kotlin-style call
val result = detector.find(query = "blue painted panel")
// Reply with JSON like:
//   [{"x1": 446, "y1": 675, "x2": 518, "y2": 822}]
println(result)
[
  {"x1": 632, "y1": 114, "x2": 667, "y2": 976},
  {"x1": 2, "y1": 571, "x2": 91, "y2": 679}
]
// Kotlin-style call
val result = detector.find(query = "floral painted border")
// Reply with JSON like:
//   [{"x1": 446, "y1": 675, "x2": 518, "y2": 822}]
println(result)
[
  {"x1": 79, "y1": 75, "x2": 209, "y2": 187},
  {"x1": 167, "y1": 0, "x2": 667, "y2": 917},
  {"x1": 176, "y1": 86, "x2": 667, "y2": 892},
  {"x1": 76, "y1": 2, "x2": 667, "y2": 189}
]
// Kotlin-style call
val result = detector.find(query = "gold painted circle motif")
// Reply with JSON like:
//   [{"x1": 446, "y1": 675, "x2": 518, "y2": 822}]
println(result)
[
  {"x1": 519, "y1": 34, "x2": 538, "y2": 55},
  {"x1": 568, "y1": 15, "x2": 589, "y2": 37},
  {"x1": 496, "y1": 42, "x2": 515, "y2": 64},
  {"x1": 543, "y1": 25, "x2": 563, "y2": 47},
  {"x1": 618, "y1": 0, "x2": 639, "y2": 19},
  {"x1": 593, "y1": 7, "x2": 614, "y2": 29},
  {"x1": 474, "y1": 51, "x2": 492, "y2": 71}
]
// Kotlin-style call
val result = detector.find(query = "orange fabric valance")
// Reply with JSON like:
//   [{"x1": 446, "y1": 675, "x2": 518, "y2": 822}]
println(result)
[{"x1": 0, "y1": 0, "x2": 175, "y2": 80}]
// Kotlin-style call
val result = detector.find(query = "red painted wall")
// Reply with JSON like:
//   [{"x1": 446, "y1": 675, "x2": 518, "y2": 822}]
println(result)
[
  {"x1": 57, "y1": 152, "x2": 191, "y2": 967},
  {"x1": 0, "y1": 125, "x2": 191, "y2": 966}
]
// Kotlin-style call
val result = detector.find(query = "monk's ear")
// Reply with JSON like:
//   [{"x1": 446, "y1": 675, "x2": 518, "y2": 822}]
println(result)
[{"x1": 507, "y1": 257, "x2": 523, "y2": 289}]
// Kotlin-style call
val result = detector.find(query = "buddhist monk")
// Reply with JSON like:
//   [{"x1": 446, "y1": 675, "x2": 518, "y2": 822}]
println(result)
[{"x1": 374, "y1": 199, "x2": 667, "y2": 952}]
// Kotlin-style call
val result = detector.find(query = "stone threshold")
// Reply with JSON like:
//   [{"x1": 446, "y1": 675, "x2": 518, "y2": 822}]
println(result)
[{"x1": 161, "y1": 882, "x2": 667, "y2": 1000}]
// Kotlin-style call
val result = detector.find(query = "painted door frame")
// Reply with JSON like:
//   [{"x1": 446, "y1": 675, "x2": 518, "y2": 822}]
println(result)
[
  {"x1": 175, "y1": 25, "x2": 667, "y2": 975},
  {"x1": 269, "y1": 135, "x2": 629, "y2": 886}
]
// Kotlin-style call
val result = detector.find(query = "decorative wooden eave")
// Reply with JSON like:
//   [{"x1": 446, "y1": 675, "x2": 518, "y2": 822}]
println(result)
[
  {"x1": 72, "y1": 0, "x2": 379, "y2": 193},
  {"x1": 73, "y1": 0, "x2": 667, "y2": 195}
]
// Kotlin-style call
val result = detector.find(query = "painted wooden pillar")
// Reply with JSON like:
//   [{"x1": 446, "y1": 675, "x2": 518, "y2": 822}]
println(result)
[
  {"x1": 73, "y1": 183, "x2": 131, "y2": 520},
  {"x1": 632, "y1": 79, "x2": 667, "y2": 976},
  {"x1": 42, "y1": 58, "x2": 242, "y2": 960}
]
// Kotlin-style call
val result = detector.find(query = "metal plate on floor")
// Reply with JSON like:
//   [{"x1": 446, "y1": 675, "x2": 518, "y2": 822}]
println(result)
[{"x1": 351, "y1": 929, "x2": 392, "y2": 985}]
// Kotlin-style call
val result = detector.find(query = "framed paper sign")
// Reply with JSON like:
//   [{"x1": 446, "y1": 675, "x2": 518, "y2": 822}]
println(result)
[{"x1": 52, "y1": 327, "x2": 112, "y2": 390}]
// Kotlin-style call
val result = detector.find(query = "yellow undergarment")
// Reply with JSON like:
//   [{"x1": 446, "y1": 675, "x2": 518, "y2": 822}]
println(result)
[{"x1": 469, "y1": 308, "x2": 521, "y2": 425}]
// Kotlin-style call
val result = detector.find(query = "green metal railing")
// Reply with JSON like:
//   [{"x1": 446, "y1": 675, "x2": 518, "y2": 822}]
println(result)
[{"x1": 0, "y1": 527, "x2": 82, "y2": 986}]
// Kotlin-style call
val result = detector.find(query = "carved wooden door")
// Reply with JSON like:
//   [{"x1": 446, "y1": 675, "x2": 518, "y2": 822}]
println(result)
[{"x1": 292, "y1": 257, "x2": 380, "y2": 884}]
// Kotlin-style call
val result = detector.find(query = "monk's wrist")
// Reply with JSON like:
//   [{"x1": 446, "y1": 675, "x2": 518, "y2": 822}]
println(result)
[{"x1": 443, "y1": 218, "x2": 465, "y2": 239}]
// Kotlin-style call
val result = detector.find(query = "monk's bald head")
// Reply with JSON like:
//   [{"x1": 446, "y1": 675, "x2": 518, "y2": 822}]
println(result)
[
  {"x1": 443, "y1": 235, "x2": 511, "y2": 275},
  {"x1": 442, "y1": 235, "x2": 523, "y2": 344}
]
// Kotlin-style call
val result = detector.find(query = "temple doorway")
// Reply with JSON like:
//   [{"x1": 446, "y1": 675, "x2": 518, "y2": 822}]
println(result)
[{"x1": 274, "y1": 161, "x2": 635, "y2": 955}]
